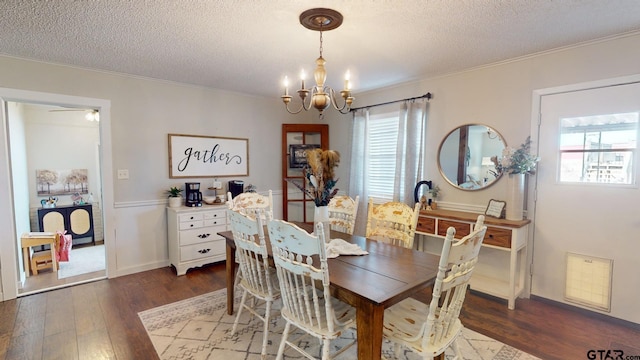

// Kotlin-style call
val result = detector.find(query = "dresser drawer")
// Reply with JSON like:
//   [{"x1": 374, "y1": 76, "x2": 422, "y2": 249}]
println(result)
[
  {"x1": 437, "y1": 219, "x2": 470, "y2": 238},
  {"x1": 180, "y1": 226, "x2": 224, "y2": 246},
  {"x1": 204, "y1": 210, "x2": 226, "y2": 221},
  {"x1": 179, "y1": 213, "x2": 204, "y2": 222},
  {"x1": 484, "y1": 226, "x2": 512, "y2": 248},
  {"x1": 204, "y1": 217, "x2": 226, "y2": 227},
  {"x1": 416, "y1": 216, "x2": 436, "y2": 234},
  {"x1": 180, "y1": 239, "x2": 225, "y2": 262},
  {"x1": 179, "y1": 220, "x2": 204, "y2": 230}
]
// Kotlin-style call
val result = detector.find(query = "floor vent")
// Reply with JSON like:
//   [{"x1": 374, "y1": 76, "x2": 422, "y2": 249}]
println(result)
[{"x1": 565, "y1": 252, "x2": 612, "y2": 312}]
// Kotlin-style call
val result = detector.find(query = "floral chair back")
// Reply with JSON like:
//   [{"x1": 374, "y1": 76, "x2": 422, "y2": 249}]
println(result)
[
  {"x1": 365, "y1": 198, "x2": 421, "y2": 249},
  {"x1": 327, "y1": 195, "x2": 360, "y2": 235},
  {"x1": 226, "y1": 190, "x2": 273, "y2": 219}
]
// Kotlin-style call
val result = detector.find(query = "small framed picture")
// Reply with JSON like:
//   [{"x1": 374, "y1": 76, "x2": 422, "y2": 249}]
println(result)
[
  {"x1": 289, "y1": 144, "x2": 320, "y2": 168},
  {"x1": 485, "y1": 199, "x2": 506, "y2": 218}
]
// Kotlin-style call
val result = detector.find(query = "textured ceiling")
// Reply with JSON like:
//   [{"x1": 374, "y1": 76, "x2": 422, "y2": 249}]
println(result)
[{"x1": 1, "y1": 1, "x2": 640, "y2": 98}]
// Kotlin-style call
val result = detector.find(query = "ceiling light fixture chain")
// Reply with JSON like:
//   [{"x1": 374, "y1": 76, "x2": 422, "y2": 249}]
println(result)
[{"x1": 281, "y1": 8, "x2": 354, "y2": 118}]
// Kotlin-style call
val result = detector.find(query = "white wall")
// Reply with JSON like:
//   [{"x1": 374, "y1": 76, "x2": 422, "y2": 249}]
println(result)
[
  {"x1": 24, "y1": 105, "x2": 101, "y2": 207},
  {"x1": 324, "y1": 32, "x2": 640, "y2": 323},
  {"x1": 0, "y1": 56, "x2": 313, "y2": 292}
]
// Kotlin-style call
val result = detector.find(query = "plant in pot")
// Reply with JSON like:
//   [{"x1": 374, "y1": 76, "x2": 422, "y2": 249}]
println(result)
[
  {"x1": 429, "y1": 184, "x2": 441, "y2": 210},
  {"x1": 167, "y1": 186, "x2": 183, "y2": 208}
]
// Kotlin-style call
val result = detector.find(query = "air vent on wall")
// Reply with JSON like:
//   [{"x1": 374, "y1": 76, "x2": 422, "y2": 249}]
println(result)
[{"x1": 565, "y1": 252, "x2": 612, "y2": 312}]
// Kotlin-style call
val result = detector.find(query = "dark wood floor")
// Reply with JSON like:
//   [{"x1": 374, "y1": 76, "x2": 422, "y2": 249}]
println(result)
[{"x1": 1, "y1": 262, "x2": 638, "y2": 360}]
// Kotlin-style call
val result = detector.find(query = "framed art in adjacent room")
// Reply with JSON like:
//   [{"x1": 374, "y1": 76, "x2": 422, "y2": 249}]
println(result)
[{"x1": 168, "y1": 134, "x2": 249, "y2": 178}]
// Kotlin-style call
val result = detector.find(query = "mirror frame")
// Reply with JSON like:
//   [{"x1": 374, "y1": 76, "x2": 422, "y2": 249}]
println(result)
[{"x1": 437, "y1": 124, "x2": 506, "y2": 191}]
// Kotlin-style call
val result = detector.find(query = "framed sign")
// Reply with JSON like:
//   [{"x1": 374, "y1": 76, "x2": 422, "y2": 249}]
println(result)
[
  {"x1": 168, "y1": 134, "x2": 249, "y2": 178},
  {"x1": 485, "y1": 199, "x2": 506, "y2": 218},
  {"x1": 289, "y1": 144, "x2": 320, "y2": 168}
]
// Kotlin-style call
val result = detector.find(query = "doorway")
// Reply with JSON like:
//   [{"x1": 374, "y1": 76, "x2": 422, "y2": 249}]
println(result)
[
  {"x1": 531, "y1": 76, "x2": 640, "y2": 324},
  {"x1": 13, "y1": 102, "x2": 106, "y2": 295},
  {"x1": 0, "y1": 88, "x2": 114, "y2": 301}
]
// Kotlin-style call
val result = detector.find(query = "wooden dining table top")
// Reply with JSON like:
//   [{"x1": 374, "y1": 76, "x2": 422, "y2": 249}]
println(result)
[{"x1": 219, "y1": 222, "x2": 441, "y2": 360}]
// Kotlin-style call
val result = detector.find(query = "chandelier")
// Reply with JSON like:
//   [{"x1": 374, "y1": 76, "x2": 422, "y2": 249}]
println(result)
[{"x1": 281, "y1": 8, "x2": 354, "y2": 117}]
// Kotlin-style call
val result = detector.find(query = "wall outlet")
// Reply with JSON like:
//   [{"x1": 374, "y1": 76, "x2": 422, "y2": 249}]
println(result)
[{"x1": 117, "y1": 169, "x2": 129, "y2": 180}]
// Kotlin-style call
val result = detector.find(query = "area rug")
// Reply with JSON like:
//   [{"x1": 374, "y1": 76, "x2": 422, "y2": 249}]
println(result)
[
  {"x1": 139, "y1": 289, "x2": 540, "y2": 360},
  {"x1": 57, "y1": 244, "x2": 105, "y2": 279}
]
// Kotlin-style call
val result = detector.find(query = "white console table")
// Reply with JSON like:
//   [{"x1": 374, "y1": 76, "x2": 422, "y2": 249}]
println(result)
[{"x1": 415, "y1": 209, "x2": 530, "y2": 309}]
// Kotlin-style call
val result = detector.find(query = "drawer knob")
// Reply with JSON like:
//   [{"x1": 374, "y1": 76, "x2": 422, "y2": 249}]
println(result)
[
  {"x1": 190, "y1": 216, "x2": 194, "y2": 220},
  {"x1": 197, "y1": 248, "x2": 211, "y2": 254},
  {"x1": 190, "y1": 224, "x2": 194, "y2": 227},
  {"x1": 213, "y1": 214, "x2": 218, "y2": 217},
  {"x1": 489, "y1": 234, "x2": 494, "y2": 238},
  {"x1": 198, "y1": 233, "x2": 211, "y2": 239}
]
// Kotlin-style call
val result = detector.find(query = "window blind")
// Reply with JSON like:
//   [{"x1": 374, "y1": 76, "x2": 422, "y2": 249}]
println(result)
[{"x1": 367, "y1": 112, "x2": 399, "y2": 202}]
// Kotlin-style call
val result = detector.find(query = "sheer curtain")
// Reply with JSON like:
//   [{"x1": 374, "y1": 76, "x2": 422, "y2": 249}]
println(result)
[
  {"x1": 349, "y1": 101, "x2": 429, "y2": 236},
  {"x1": 349, "y1": 109, "x2": 370, "y2": 236},
  {"x1": 394, "y1": 100, "x2": 428, "y2": 204}
]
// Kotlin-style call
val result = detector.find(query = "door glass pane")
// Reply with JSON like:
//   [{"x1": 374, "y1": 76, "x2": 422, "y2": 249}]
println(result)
[{"x1": 559, "y1": 112, "x2": 638, "y2": 184}]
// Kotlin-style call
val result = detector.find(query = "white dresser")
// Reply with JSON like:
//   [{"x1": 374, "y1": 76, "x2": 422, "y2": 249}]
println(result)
[{"x1": 167, "y1": 205, "x2": 228, "y2": 276}]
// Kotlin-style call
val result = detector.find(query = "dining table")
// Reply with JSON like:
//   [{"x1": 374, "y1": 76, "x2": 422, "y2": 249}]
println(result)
[{"x1": 219, "y1": 223, "x2": 441, "y2": 360}]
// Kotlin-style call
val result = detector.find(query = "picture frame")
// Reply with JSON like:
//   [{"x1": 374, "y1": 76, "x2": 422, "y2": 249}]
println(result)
[
  {"x1": 289, "y1": 144, "x2": 321, "y2": 168},
  {"x1": 485, "y1": 199, "x2": 506, "y2": 218},
  {"x1": 168, "y1": 134, "x2": 249, "y2": 178}
]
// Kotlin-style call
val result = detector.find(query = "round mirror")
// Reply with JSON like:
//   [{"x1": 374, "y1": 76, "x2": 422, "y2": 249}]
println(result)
[{"x1": 437, "y1": 124, "x2": 506, "y2": 191}]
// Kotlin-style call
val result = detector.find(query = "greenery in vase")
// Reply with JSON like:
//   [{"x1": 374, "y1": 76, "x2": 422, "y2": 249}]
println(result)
[
  {"x1": 286, "y1": 149, "x2": 340, "y2": 207},
  {"x1": 167, "y1": 186, "x2": 183, "y2": 198},
  {"x1": 492, "y1": 136, "x2": 540, "y2": 175},
  {"x1": 429, "y1": 184, "x2": 441, "y2": 200}
]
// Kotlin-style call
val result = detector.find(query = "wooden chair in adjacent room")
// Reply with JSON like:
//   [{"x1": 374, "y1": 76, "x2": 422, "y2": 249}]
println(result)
[
  {"x1": 383, "y1": 215, "x2": 487, "y2": 360},
  {"x1": 266, "y1": 218, "x2": 357, "y2": 360},
  {"x1": 365, "y1": 197, "x2": 421, "y2": 249},
  {"x1": 327, "y1": 194, "x2": 359, "y2": 235},
  {"x1": 228, "y1": 209, "x2": 280, "y2": 359}
]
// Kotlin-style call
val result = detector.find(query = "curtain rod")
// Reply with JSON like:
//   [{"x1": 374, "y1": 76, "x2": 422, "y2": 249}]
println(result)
[{"x1": 349, "y1": 92, "x2": 432, "y2": 112}]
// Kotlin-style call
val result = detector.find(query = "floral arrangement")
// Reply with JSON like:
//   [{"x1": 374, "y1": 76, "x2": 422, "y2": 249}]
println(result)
[
  {"x1": 491, "y1": 136, "x2": 540, "y2": 175},
  {"x1": 429, "y1": 184, "x2": 441, "y2": 200},
  {"x1": 287, "y1": 149, "x2": 340, "y2": 206}
]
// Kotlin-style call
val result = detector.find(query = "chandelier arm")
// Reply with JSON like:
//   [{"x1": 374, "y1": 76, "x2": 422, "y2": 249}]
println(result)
[
  {"x1": 284, "y1": 103, "x2": 305, "y2": 114},
  {"x1": 327, "y1": 87, "x2": 352, "y2": 112}
]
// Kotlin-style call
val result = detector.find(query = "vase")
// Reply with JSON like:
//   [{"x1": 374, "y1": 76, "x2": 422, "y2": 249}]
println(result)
[
  {"x1": 313, "y1": 206, "x2": 332, "y2": 243},
  {"x1": 168, "y1": 197, "x2": 182, "y2": 208},
  {"x1": 505, "y1": 173, "x2": 525, "y2": 220}
]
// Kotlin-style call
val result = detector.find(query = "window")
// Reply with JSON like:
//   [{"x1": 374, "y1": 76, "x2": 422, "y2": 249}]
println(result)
[
  {"x1": 559, "y1": 112, "x2": 638, "y2": 184},
  {"x1": 367, "y1": 111, "x2": 399, "y2": 202}
]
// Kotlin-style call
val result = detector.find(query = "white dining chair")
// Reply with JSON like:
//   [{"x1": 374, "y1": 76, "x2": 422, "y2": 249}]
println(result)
[
  {"x1": 365, "y1": 197, "x2": 421, "y2": 249},
  {"x1": 266, "y1": 218, "x2": 357, "y2": 360},
  {"x1": 227, "y1": 190, "x2": 273, "y2": 289},
  {"x1": 228, "y1": 209, "x2": 280, "y2": 359},
  {"x1": 383, "y1": 215, "x2": 487, "y2": 360},
  {"x1": 327, "y1": 194, "x2": 359, "y2": 235}
]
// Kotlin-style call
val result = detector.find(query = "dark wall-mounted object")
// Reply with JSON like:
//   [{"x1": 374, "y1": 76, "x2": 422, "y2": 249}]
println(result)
[{"x1": 414, "y1": 180, "x2": 433, "y2": 204}]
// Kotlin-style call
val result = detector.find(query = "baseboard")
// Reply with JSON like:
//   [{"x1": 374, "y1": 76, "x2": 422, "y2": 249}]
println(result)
[
  {"x1": 113, "y1": 259, "x2": 170, "y2": 278},
  {"x1": 530, "y1": 295, "x2": 640, "y2": 331}
]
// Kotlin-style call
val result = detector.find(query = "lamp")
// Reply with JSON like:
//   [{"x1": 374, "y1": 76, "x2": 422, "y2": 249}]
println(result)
[{"x1": 281, "y1": 8, "x2": 354, "y2": 118}]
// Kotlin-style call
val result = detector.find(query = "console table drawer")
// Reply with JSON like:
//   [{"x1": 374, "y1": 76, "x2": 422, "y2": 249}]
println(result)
[
  {"x1": 416, "y1": 217, "x2": 435, "y2": 234},
  {"x1": 437, "y1": 219, "x2": 470, "y2": 238},
  {"x1": 179, "y1": 213, "x2": 204, "y2": 222},
  {"x1": 484, "y1": 226, "x2": 512, "y2": 248}
]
